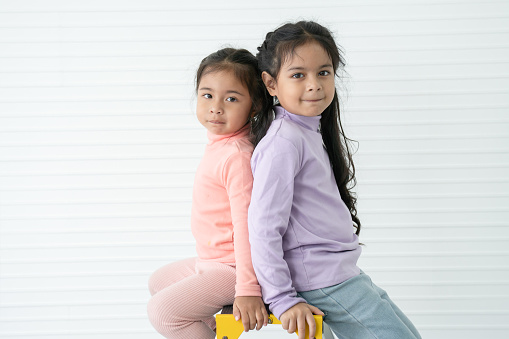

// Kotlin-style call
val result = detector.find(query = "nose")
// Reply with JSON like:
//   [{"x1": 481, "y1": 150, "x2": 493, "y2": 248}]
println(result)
[
  {"x1": 209, "y1": 99, "x2": 223, "y2": 114},
  {"x1": 306, "y1": 75, "x2": 322, "y2": 91}
]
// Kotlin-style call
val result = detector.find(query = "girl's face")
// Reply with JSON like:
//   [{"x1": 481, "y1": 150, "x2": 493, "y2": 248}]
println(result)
[
  {"x1": 196, "y1": 69, "x2": 253, "y2": 135},
  {"x1": 262, "y1": 40, "x2": 335, "y2": 117}
]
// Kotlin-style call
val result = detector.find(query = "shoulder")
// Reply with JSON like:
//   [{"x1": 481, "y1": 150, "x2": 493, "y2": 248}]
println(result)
[
  {"x1": 222, "y1": 136, "x2": 253, "y2": 168},
  {"x1": 221, "y1": 140, "x2": 254, "y2": 185},
  {"x1": 232, "y1": 136, "x2": 254, "y2": 154},
  {"x1": 252, "y1": 121, "x2": 303, "y2": 174},
  {"x1": 255, "y1": 118, "x2": 305, "y2": 156},
  {"x1": 216, "y1": 135, "x2": 253, "y2": 158}
]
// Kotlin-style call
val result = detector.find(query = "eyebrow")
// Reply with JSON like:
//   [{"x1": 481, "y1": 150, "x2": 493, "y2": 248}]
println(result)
[
  {"x1": 286, "y1": 64, "x2": 334, "y2": 71},
  {"x1": 198, "y1": 87, "x2": 245, "y2": 96}
]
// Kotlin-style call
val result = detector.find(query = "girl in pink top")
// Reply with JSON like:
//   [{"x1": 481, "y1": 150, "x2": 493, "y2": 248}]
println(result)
[{"x1": 147, "y1": 48, "x2": 270, "y2": 339}]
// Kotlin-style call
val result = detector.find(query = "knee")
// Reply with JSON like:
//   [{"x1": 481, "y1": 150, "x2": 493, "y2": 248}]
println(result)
[
  {"x1": 147, "y1": 296, "x2": 182, "y2": 335},
  {"x1": 148, "y1": 271, "x2": 159, "y2": 296},
  {"x1": 148, "y1": 269, "x2": 170, "y2": 296}
]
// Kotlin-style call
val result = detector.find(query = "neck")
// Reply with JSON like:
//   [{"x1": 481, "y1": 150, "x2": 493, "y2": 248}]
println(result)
[
  {"x1": 207, "y1": 123, "x2": 250, "y2": 144},
  {"x1": 274, "y1": 106, "x2": 321, "y2": 132}
]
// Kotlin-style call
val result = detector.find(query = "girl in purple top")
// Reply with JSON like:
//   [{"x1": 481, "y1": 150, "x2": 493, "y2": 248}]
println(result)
[{"x1": 248, "y1": 21, "x2": 421, "y2": 339}]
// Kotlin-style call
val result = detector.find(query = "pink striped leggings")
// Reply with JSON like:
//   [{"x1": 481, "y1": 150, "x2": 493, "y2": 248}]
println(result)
[{"x1": 147, "y1": 257, "x2": 236, "y2": 339}]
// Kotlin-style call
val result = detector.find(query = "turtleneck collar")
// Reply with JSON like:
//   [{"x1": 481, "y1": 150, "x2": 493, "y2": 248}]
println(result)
[
  {"x1": 274, "y1": 105, "x2": 321, "y2": 132},
  {"x1": 206, "y1": 123, "x2": 250, "y2": 145}
]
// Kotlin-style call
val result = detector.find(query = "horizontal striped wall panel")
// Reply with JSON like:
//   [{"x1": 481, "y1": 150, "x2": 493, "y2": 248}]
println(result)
[{"x1": 1, "y1": 1, "x2": 509, "y2": 339}]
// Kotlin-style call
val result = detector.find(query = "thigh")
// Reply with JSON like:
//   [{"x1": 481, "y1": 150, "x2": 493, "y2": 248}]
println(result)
[
  {"x1": 299, "y1": 273, "x2": 418, "y2": 339},
  {"x1": 148, "y1": 257, "x2": 197, "y2": 295},
  {"x1": 150, "y1": 260, "x2": 237, "y2": 321},
  {"x1": 299, "y1": 276, "x2": 374, "y2": 339},
  {"x1": 371, "y1": 282, "x2": 421, "y2": 339}
]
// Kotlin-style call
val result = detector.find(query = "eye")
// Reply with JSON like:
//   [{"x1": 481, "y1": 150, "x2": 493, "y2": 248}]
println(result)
[
  {"x1": 226, "y1": 97, "x2": 238, "y2": 102},
  {"x1": 319, "y1": 70, "x2": 331, "y2": 76},
  {"x1": 292, "y1": 73, "x2": 304, "y2": 79},
  {"x1": 202, "y1": 93, "x2": 212, "y2": 99}
]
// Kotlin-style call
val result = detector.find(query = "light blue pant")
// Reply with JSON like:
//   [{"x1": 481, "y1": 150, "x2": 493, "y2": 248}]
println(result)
[{"x1": 297, "y1": 271, "x2": 421, "y2": 339}]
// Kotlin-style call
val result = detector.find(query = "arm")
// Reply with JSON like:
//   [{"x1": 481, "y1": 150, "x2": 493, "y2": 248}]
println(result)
[
  {"x1": 248, "y1": 136, "x2": 308, "y2": 319},
  {"x1": 223, "y1": 151, "x2": 268, "y2": 331}
]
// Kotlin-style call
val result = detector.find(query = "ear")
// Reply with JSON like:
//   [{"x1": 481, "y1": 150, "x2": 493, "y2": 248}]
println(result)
[
  {"x1": 249, "y1": 100, "x2": 259, "y2": 118},
  {"x1": 261, "y1": 71, "x2": 278, "y2": 97}
]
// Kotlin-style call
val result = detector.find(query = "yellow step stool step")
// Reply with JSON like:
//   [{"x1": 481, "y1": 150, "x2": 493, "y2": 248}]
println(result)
[{"x1": 216, "y1": 313, "x2": 323, "y2": 339}]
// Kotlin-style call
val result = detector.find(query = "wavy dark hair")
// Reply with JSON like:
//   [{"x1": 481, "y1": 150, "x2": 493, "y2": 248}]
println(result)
[
  {"x1": 253, "y1": 21, "x2": 361, "y2": 236},
  {"x1": 195, "y1": 47, "x2": 271, "y2": 125}
]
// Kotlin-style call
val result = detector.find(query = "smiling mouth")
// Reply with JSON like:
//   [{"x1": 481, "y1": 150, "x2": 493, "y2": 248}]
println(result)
[{"x1": 303, "y1": 98, "x2": 323, "y2": 102}]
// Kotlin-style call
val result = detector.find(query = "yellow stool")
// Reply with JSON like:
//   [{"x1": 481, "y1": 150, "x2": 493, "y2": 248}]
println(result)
[{"x1": 216, "y1": 313, "x2": 324, "y2": 339}]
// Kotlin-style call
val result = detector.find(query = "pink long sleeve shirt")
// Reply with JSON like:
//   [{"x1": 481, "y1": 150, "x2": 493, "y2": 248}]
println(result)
[{"x1": 191, "y1": 124, "x2": 262, "y2": 298}]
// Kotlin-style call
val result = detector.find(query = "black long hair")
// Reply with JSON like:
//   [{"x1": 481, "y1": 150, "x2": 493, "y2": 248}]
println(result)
[
  {"x1": 254, "y1": 21, "x2": 361, "y2": 236},
  {"x1": 195, "y1": 48, "x2": 271, "y2": 124}
]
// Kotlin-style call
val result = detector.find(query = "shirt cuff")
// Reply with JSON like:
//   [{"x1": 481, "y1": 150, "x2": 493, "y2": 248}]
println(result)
[{"x1": 235, "y1": 284, "x2": 262, "y2": 298}]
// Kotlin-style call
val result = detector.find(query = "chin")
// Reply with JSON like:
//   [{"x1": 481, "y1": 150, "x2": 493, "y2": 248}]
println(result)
[{"x1": 305, "y1": 111, "x2": 322, "y2": 117}]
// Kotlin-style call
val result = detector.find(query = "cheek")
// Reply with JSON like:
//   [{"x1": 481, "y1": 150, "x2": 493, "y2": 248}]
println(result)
[
  {"x1": 196, "y1": 103, "x2": 207, "y2": 119},
  {"x1": 197, "y1": 100, "x2": 208, "y2": 112},
  {"x1": 326, "y1": 80, "x2": 336, "y2": 93},
  {"x1": 238, "y1": 106, "x2": 252, "y2": 122},
  {"x1": 277, "y1": 88, "x2": 293, "y2": 102}
]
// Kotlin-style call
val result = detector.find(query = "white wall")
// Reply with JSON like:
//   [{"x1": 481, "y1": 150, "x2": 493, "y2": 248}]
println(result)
[{"x1": 1, "y1": 1, "x2": 508, "y2": 338}]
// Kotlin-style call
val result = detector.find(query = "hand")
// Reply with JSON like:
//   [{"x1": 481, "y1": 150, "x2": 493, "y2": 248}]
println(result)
[
  {"x1": 280, "y1": 303, "x2": 324, "y2": 339},
  {"x1": 233, "y1": 296, "x2": 269, "y2": 332}
]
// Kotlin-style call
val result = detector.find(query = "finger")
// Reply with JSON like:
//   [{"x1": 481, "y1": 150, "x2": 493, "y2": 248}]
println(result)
[
  {"x1": 257, "y1": 306, "x2": 268, "y2": 329},
  {"x1": 233, "y1": 303, "x2": 241, "y2": 322},
  {"x1": 255, "y1": 309, "x2": 264, "y2": 330},
  {"x1": 297, "y1": 316, "x2": 306, "y2": 339},
  {"x1": 309, "y1": 305, "x2": 324, "y2": 316},
  {"x1": 263, "y1": 308, "x2": 269, "y2": 326},
  {"x1": 249, "y1": 311, "x2": 257, "y2": 331},
  {"x1": 288, "y1": 317, "x2": 296, "y2": 334},
  {"x1": 241, "y1": 311, "x2": 250, "y2": 332},
  {"x1": 281, "y1": 316, "x2": 289, "y2": 331},
  {"x1": 297, "y1": 322, "x2": 304, "y2": 339},
  {"x1": 306, "y1": 312, "x2": 316, "y2": 339}
]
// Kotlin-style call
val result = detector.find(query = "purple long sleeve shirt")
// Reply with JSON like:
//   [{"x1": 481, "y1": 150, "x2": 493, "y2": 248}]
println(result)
[{"x1": 248, "y1": 106, "x2": 361, "y2": 319}]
